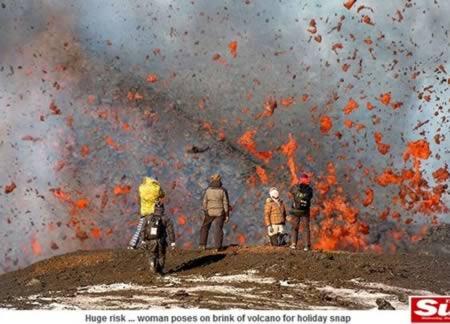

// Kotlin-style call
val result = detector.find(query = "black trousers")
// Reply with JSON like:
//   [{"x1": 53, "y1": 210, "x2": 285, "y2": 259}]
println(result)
[
  {"x1": 199, "y1": 214, "x2": 225, "y2": 249},
  {"x1": 140, "y1": 239, "x2": 166, "y2": 273},
  {"x1": 269, "y1": 233, "x2": 288, "y2": 246},
  {"x1": 289, "y1": 210, "x2": 311, "y2": 248}
]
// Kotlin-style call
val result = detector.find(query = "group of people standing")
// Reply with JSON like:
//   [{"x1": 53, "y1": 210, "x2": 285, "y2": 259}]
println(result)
[{"x1": 128, "y1": 169, "x2": 313, "y2": 274}]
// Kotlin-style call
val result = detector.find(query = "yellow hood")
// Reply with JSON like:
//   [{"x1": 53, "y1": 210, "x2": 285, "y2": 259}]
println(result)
[{"x1": 139, "y1": 177, "x2": 164, "y2": 216}]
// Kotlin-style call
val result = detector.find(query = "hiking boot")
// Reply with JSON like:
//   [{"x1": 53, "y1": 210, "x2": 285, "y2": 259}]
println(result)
[{"x1": 155, "y1": 265, "x2": 164, "y2": 276}]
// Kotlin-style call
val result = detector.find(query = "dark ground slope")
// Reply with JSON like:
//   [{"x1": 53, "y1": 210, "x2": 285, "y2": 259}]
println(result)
[{"x1": 0, "y1": 244, "x2": 449, "y2": 307}]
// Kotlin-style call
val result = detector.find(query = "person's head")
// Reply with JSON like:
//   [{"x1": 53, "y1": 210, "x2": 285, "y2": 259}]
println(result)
[
  {"x1": 298, "y1": 173, "x2": 310, "y2": 185},
  {"x1": 210, "y1": 173, "x2": 222, "y2": 187},
  {"x1": 269, "y1": 187, "x2": 280, "y2": 200},
  {"x1": 210, "y1": 173, "x2": 221, "y2": 182}
]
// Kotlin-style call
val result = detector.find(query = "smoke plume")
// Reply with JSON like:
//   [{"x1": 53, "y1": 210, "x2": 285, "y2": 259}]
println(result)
[{"x1": 0, "y1": 0, "x2": 449, "y2": 273}]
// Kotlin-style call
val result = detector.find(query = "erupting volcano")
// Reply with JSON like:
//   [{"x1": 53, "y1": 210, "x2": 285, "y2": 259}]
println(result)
[{"x1": 0, "y1": 0, "x2": 449, "y2": 275}]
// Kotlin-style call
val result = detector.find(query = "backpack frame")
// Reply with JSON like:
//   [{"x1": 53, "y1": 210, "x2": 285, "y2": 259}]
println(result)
[
  {"x1": 293, "y1": 185, "x2": 312, "y2": 210},
  {"x1": 144, "y1": 215, "x2": 163, "y2": 241}
]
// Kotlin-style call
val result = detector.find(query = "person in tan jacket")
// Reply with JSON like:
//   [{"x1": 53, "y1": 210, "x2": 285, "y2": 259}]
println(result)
[
  {"x1": 264, "y1": 187, "x2": 287, "y2": 246},
  {"x1": 199, "y1": 174, "x2": 230, "y2": 251}
]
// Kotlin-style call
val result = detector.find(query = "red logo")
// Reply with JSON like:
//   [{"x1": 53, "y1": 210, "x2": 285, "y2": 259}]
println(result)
[{"x1": 411, "y1": 297, "x2": 450, "y2": 323}]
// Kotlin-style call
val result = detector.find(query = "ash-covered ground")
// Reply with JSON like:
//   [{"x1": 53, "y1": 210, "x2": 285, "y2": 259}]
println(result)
[
  {"x1": 0, "y1": 239, "x2": 449, "y2": 310},
  {"x1": 0, "y1": 0, "x2": 449, "y2": 275}
]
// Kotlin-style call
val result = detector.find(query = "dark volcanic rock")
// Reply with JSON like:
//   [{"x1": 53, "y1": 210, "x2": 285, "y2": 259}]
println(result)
[{"x1": 376, "y1": 298, "x2": 395, "y2": 310}]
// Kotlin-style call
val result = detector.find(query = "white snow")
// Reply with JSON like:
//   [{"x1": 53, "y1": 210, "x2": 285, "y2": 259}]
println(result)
[
  {"x1": 81, "y1": 283, "x2": 143, "y2": 293},
  {"x1": 3, "y1": 270, "x2": 431, "y2": 310},
  {"x1": 349, "y1": 278, "x2": 436, "y2": 295},
  {"x1": 316, "y1": 285, "x2": 406, "y2": 310},
  {"x1": 180, "y1": 271, "x2": 277, "y2": 284}
]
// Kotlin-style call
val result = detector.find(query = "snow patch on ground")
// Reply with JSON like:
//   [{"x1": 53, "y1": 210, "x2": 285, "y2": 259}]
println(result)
[
  {"x1": 165, "y1": 270, "x2": 277, "y2": 285},
  {"x1": 82, "y1": 283, "x2": 143, "y2": 293},
  {"x1": 349, "y1": 279, "x2": 435, "y2": 295},
  {"x1": 2, "y1": 270, "x2": 436, "y2": 310},
  {"x1": 316, "y1": 285, "x2": 405, "y2": 310}
]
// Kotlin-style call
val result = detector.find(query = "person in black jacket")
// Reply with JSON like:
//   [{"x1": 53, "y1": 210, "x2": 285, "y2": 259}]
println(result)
[
  {"x1": 288, "y1": 174, "x2": 313, "y2": 251},
  {"x1": 138, "y1": 203, "x2": 176, "y2": 275}
]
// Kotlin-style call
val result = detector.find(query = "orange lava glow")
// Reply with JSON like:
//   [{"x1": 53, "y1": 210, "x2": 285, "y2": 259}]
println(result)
[
  {"x1": 236, "y1": 233, "x2": 246, "y2": 245},
  {"x1": 146, "y1": 73, "x2": 159, "y2": 83},
  {"x1": 255, "y1": 166, "x2": 269, "y2": 184},
  {"x1": 80, "y1": 144, "x2": 90, "y2": 158},
  {"x1": 362, "y1": 188, "x2": 374, "y2": 207},
  {"x1": 320, "y1": 115, "x2": 333, "y2": 134},
  {"x1": 280, "y1": 96, "x2": 295, "y2": 107},
  {"x1": 312, "y1": 160, "x2": 369, "y2": 251},
  {"x1": 403, "y1": 139, "x2": 431, "y2": 161},
  {"x1": 113, "y1": 184, "x2": 132, "y2": 196},
  {"x1": 433, "y1": 166, "x2": 449, "y2": 183},
  {"x1": 178, "y1": 214, "x2": 187, "y2": 226},
  {"x1": 343, "y1": 0, "x2": 357, "y2": 10},
  {"x1": 90, "y1": 227, "x2": 102, "y2": 239},
  {"x1": 280, "y1": 134, "x2": 299, "y2": 185},
  {"x1": 376, "y1": 169, "x2": 401, "y2": 186},
  {"x1": 374, "y1": 132, "x2": 390, "y2": 155},
  {"x1": 50, "y1": 188, "x2": 72, "y2": 202},
  {"x1": 343, "y1": 98, "x2": 359, "y2": 115},
  {"x1": 228, "y1": 40, "x2": 238, "y2": 58},
  {"x1": 75, "y1": 198, "x2": 89, "y2": 209},
  {"x1": 31, "y1": 238, "x2": 42, "y2": 256},
  {"x1": 238, "y1": 130, "x2": 273, "y2": 163},
  {"x1": 379, "y1": 92, "x2": 391, "y2": 105}
]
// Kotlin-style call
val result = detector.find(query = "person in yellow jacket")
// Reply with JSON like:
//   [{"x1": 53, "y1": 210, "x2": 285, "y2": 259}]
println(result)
[
  {"x1": 128, "y1": 168, "x2": 174, "y2": 250},
  {"x1": 139, "y1": 176, "x2": 165, "y2": 216}
]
